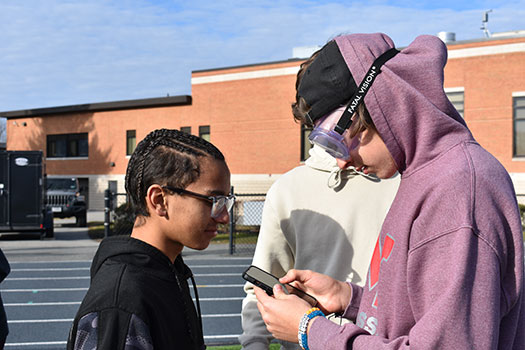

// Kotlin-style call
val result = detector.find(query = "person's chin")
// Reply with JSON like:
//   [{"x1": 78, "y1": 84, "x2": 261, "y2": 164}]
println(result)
[
  {"x1": 190, "y1": 241, "x2": 211, "y2": 251},
  {"x1": 194, "y1": 231, "x2": 217, "y2": 250}
]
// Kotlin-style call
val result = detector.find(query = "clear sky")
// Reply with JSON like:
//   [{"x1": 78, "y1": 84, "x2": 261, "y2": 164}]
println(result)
[{"x1": 0, "y1": 0, "x2": 524, "y2": 116}]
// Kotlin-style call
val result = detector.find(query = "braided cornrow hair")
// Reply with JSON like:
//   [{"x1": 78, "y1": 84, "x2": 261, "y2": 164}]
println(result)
[{"x1": 125, "y1": 128, "x2": 225, "y2": 217}]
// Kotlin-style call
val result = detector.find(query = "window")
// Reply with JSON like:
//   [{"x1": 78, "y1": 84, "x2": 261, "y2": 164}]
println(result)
[
  {"x1": 126, "y1": 130, "x2": 136, "y2": 156},
  {"x1": 47, "y1": 133, "x2": 88, "y2": 158},
  {"x1": 199, "y1": 125, "x2": 210, "y2": 141},
  {"x1": 446, "y1": 91, "x2": 464, "y2": 118},
  {"x1": 301, "y1": 125, "x2": 313, "y2": 161},
  {"x1": 513, "y1": 96, "x2": 525, "y2": 157},
  {"x1": 180, "y1": 126, "x2": 191, "y2": 134}
]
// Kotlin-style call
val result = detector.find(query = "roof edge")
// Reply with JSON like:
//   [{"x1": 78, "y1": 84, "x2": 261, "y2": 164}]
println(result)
[
  {"x1": 446, "y1": 33, "x2": 525, "y2": 47},
  {"x1": 1, "y1": 95, "x2": 192, "y2": 119},
  {"x1": 192, "y1": 58, "x2": 304, "y2": 74},
  {"x1": 192, "y1": 34, "x2": 525, "y2": 74}
]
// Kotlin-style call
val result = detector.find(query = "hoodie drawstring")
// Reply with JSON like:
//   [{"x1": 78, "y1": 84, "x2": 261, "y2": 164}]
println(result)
[
  {"x1": 190, "y1": 274, "x2": 204, "y2": 341},
  {"x1": 328, "y1": 167, "x2": 343, "y2": 188},
  {"x1": 328, "y1": 166, "x2": 380, "y2": 188}
]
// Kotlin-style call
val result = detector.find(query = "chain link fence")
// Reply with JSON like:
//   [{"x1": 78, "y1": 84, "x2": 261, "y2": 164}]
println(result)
[
  {"x1": 102, "y1": 184, "x2": 266, "y2": 255},
  {"x1": 223, "y1": 193, "x2": 265, "y2": 255}
]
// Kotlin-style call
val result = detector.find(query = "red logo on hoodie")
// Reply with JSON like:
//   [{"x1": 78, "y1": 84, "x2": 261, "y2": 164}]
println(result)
[{"x1": 368, "y1": 234, "x2": 395, "y2": 308}]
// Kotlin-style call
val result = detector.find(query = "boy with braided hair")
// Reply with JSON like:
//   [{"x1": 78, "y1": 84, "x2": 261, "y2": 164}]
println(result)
[{"x1": 68, "y1": 128, "x2": 235, "y2": 350}]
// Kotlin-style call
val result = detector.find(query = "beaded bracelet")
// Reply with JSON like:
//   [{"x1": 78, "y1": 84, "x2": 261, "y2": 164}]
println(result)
[{"x1": 298, "y1": 307, "x2": 325, "y2": 350}]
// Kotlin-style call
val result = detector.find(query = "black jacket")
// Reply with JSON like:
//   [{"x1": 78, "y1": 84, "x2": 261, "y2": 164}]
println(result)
[
  {"x1": 67, "y1": 236, "x2": 205, "y2": 350},
  {"x1": 0, "y1": 248, "x2": 10, "y2": 344}
]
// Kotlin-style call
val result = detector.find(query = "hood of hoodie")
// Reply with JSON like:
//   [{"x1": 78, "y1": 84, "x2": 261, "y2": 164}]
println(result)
[
  {"x1": 90, "y1": 235, "x2": 192, "y2": 282},
  {"x1": 306, "y1": 144, "x2": 381, "y2": 188},
  {"x1": 305, "y1": 144, "x2": 342, "y2": 172},
  {"x1": 334, "y1": 34, "x2": 473, "y2": 175}
]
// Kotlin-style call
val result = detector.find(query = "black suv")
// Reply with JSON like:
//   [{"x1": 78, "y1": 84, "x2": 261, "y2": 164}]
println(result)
[{"x1": 46, "y1": 177, "x2": 87, "y2": 227}]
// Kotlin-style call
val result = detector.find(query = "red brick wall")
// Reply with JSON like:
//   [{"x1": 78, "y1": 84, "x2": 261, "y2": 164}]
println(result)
[
  {"x1": 191, "y1": 69, "x2": 301, "y2": 175},
  {"x1": 6, "y1": 37, "x2": 525, "y2": 179},
  {"x1": 445, "y1": 38, "x2": 525, "y2": 173}
]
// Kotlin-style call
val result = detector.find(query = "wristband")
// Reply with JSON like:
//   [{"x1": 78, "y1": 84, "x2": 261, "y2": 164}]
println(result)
[{"x1": 298, "y1": 307, "x2": 325, "y2": 350}]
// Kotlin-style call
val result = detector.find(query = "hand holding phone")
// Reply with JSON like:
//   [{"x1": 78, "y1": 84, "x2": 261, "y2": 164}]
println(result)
[{"x1": 242, "y1": 265, "x2": 317, "y2": 306}]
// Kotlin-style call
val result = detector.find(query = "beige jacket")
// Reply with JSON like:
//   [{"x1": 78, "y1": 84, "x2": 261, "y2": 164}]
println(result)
[{"x1": 239, "y1": 146, "x2": 400, "y2": 350}]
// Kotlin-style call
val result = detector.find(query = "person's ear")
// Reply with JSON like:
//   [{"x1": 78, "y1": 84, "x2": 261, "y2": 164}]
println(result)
[{"x1": 145, "y1": 184, "x2": 168, "y2": 217}]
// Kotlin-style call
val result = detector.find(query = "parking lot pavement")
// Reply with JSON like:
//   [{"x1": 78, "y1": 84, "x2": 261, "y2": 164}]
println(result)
[{"x1": 0, "y1": 223, "x2": 254, "y2": 349}]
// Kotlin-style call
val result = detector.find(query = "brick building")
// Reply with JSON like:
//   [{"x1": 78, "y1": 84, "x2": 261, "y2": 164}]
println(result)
[{"x1": 2, "y1": 32, "x2": 525, "y2": 209}]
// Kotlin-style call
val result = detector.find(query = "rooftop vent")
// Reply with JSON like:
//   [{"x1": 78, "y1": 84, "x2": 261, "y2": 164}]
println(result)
[
  {"x1": 292, "y1": 46, "x2": 322, "y2": 59},
  {"x1": 437, "y1": 31, "x2": 456, "y2": 43}
]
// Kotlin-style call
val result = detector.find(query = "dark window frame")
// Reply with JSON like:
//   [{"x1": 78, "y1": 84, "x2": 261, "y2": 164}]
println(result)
[
  {"x1": 126, "y1": 130, "x2": 136, "y2": 156},
  {"x1": 47, "y1": 133, "x2": 88, "y2": 158},
  {"x1": 199, "y1": 125, "x2": 210, "y2": 141},
  {"x1": 301, "y1": 124, "x2": 313, "y2": 162},
  {"x1": 446, "y1": 90, "x2": 465, "y2": 118},
  {"x1": 513, "y1": 96, "x2": 525, "y2": 157}
]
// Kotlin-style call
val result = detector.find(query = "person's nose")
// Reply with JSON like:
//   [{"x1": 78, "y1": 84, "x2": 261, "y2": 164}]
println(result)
[
  {"x1": 213, "y1": 207, "x2": 230, "y2": 224},
  {"x1": 336, "y1": 158, "x2": 352, "y2": 169}
]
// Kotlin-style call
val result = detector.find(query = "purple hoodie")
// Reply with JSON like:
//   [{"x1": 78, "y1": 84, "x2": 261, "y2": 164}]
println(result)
[{"x1": 308, "y1": 33, "x2": 525, "y2": 349}]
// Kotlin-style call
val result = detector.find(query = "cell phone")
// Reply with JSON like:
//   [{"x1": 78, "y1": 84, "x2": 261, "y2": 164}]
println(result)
[{"x1": 242, "y1": 265, "x2": 317, "y2": 306}]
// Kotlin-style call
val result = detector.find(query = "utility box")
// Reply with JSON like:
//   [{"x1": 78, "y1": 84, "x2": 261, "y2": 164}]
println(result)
[{"x1": 0, "y1": 150, "x2": 53, "y2": 238}]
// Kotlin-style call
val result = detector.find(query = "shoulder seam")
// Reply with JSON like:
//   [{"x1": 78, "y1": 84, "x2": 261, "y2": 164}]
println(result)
[
  {"x1": 408, "y1": 226, "x2": 510, "y2": 310},
  {"x1": 113, "y1": 264, "x2": 127, "y2": 305},
  {"x1": 402, "y1": 141, "x2": 468, "y2": 179}
]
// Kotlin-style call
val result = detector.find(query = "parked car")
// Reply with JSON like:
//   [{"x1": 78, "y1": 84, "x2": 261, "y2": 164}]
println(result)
[{"x1": 46, "y1": 177, "x2": 87, "y2": 227}]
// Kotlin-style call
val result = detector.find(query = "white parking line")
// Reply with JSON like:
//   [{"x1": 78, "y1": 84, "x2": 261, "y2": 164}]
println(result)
[
  {"x1": 1, "y1": 284, "x2": 244, "y2": 292},
  {"x1": 3, "y1": 297, "x2": 243, "y2": 306},
  {"x1": 5, "y1": 272, "x2": 242, "y2": 280},
  {"x1": 7, "y1": 260, "x2": 91, "y2": 264},
  {"x1": 6, "y1": 257, "x2": 252, "y2": 264},
  {"x1": 0, "y1": 287, "x2": 88, "y2": 292},
  {"x1": 197, "y1": 284, "x2": 245, "y2": 288},
  {"x1": 194, "y1": 273, "x2": 242, "y2": 276},
  {"x1": 6, "y1": 276, "x2": 90, "y2": 281},
  {"x1": 8, "y1": 313, "x2": 241, "y2": 323},
  {"x1": 5, "y1": 301, "x2": 81, "y2": 306},
  {"x1": 204, "y1": 334, "x2": 241, "y2": 340},
  {"x1": 5, "y1": 340, "x2": 67, "y2": 347},
  {"x1": 199, "y1": 297, "x2": 244, "y2": 301},
  {"x1": 202, "y1": 313, "x2": 241, "y2": 318},
  {"x1": 11, "y1": 267, "x2": 90, "y2": 272},
  {"x1": 189, "y1": 264, "x2": 249, "y2": 268},
  {"x1": 8, "y1": 319, "x2": 73, "y2": 324},
  {"x1": 10, "y1": 265, "x2": 247, "y2": 271},
  {"x1": 4, "y1": 336, "x2": 243, "y2": 346}
]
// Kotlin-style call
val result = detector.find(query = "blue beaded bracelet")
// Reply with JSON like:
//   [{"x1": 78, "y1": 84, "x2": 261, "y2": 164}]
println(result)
[{"x1": 298, "y1": 307, "x2": 325, "y2": 350}]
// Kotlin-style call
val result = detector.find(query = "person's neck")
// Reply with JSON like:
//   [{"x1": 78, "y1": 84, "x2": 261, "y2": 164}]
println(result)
[{"x1": 130, "y1": 217, "x2": 183, "y2": 263}]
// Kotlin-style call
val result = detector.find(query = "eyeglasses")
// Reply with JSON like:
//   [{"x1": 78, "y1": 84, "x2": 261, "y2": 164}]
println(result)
[{"x1": 162, "y1": 186, "x2": 236, "y2": 219}]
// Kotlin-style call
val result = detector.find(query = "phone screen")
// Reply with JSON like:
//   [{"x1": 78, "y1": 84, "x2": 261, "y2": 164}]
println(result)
[{"x1": 242, "y1": 265, "x2": 317, "y2": 306}]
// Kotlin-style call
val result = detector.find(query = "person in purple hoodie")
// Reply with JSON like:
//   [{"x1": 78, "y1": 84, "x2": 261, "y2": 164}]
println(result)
[{"x1": 254, "y1": 33, "x2": 525, "y2": 349}]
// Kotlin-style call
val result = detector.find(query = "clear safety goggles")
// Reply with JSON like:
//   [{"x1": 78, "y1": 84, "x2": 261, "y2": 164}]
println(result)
[{"x1": 308, "y1": 106, "x2": 360, "y2": 160}]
